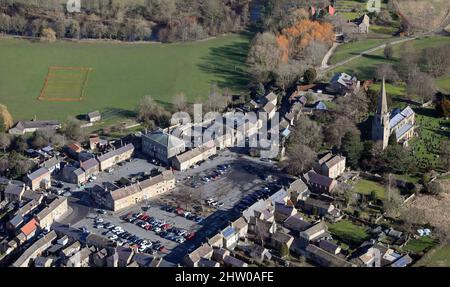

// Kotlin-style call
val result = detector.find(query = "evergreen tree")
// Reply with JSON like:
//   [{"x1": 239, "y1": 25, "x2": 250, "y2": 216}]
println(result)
[
  {"x1": 256, "y1": 82, "x2": 266, "y2": 97},
  {"x1": 340, "y1": 131, "x2": 363, "y2": 169}
]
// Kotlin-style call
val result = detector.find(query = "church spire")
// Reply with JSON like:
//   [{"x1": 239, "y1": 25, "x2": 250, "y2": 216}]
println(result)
[{"x1": 377, "y1": 77, "x2": 388, "y2": 116}]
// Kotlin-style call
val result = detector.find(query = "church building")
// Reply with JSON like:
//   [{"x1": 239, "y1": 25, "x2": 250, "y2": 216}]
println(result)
[{"x1": 372, "y1": 78, "x2": 415, "y2": 149}]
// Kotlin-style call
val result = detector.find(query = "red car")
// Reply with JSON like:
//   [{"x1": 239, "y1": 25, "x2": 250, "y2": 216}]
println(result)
[
  {"x1": 176, "y1": 208, "x2": 184, "y2": 216},
  {"x1": 162, "y1": 223, "x2": 172, "y2": 230},
  {"x1": 185, "y1": 232, "x2": 196, "y2": 240}
]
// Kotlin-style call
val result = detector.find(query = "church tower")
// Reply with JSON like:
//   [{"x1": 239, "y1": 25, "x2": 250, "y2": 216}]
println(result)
[{"x1": 372, "y1": 78, "x2": 391, "y2": 149}]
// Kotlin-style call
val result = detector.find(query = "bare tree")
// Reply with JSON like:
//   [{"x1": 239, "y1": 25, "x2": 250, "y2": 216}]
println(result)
[
  {"x1": 247, "y1": 32, "x2": 282, "y2": 83},
  {"x1": 383, "y1": 174, "x2": 403, "y2": 217},
  {"x1": 375, "y1": 63, "x2": 400, "y2": 83},
  {"x1": 289, "y1": 115, "x2": 323, "y2": 150},
  {"x1": 324, "y1": 115, "x2": 359, "y2": 148},
  {"x1": 284, "y1": 143, "x2": 317, "y2": 175},
  {"x1": 406, "y1": 71, "x2": 437, "y2": 103},
  {"x1": 172, "y1": 92, "x2": 188, "y2": 111},
  {"x1": 0, "y1": 133, "x2": 11, "y2": 152},
  {"x1": 440, "y1": 140, "x2": 450, "y2": 172},
  {"x1": 420, "y1": 44, "x2": 450, "y2": 77}
]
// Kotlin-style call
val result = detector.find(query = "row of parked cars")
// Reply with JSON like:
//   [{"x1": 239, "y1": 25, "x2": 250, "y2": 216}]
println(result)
[
  {"x1": 235, "y1": 183, "x2": 281, "y2": 212},
  {"x1": 160, "y1": 206, "x2": 205, "y2": 223},
  {"x1": 189, "y1": 164, "x2": 232, "y2": 188},
  {"x1": 123, "y1": 212, "x2": 195, "y2": 245},
  {"x1": 93, "y1": 218, "x2": 165, "y2": 254}
]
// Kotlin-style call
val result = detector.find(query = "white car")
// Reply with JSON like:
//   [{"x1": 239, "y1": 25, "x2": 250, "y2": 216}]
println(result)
[
  {"x1": 217, "y1": 202, "x2": 224, "y2": 208},
  {"x1": 109, "y1": 235, "x2": 118, "y2": 240}
]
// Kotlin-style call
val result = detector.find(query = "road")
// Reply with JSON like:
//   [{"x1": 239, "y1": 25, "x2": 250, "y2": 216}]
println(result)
[{"x1": 319, "y1": 36, "x2": 417, "y2": 75}]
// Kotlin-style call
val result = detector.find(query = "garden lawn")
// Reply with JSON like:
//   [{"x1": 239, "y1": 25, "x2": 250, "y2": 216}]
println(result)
[
  {"x1": 402, "y1": 236, "x2": 437, "y2": 253},
  {"x1": 327, "y1": 219, "x2": 370, "y2": 247},
  {"x1": 353, "y1": 179, "x2": 386, "y2": 200},
  {"x1": 0, "y1": 33, "x2": 250, "y2": 123}
]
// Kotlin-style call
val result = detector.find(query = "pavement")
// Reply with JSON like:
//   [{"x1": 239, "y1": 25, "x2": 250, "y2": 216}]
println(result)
[{"x1": 60, "y1": 149, "x2": 289, "y2": 265}]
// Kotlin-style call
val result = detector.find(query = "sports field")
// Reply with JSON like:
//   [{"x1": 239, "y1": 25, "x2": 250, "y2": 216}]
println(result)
[{"x1": 0, "y1": 34, "x2": 250, "y2": 122}]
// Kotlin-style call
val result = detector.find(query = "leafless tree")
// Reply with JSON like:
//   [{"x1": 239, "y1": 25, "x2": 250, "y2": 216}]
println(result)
[
  {"x1": 247, "y1": 32, "x2": 282, "y2": 83},
  {"x1": 420, "y1": 44, "x2": 450, "y2": 77},
  {"x1": 440, "y1": 140, "x2": 450, "y2": 172},
  {"x1": 304, "y1": 41, "x2": 329, "y2": 67},
  {"x1": 289, "y1": 115, "x2": 323, "y2": 150},
  {"x1": 284, "y1": 143, "x2": 317, "y2": 175},
  {"x1": 406, "y1": 71, "x2": 437, "y2": 103},
  {"x1": 323, "y1": 115, "x2": 359, "y2": 148},
  {"x1": 0, "y1": 133, "x2": 11, "y2": 152},
  {"x1": 383, "y1": 174, "x2": 403, "y2": 217},
  {"x1": 375, "y1": 63, "x2": 400, "y2": 83},
  {"x1": 172, "y1": 92, "x2": 188, "y2": 112}
]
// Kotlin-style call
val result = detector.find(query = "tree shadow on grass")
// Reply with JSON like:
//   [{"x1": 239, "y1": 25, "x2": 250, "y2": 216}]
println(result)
[
  {"x1": 197, "y1": 32, "x2": 252, "y2": 91},
  {"x1": 414, "y1": 108, "x2": 440, "y2": 118},
  {"x1": 101, "y1": 107, "x2": 136, "y2": 120}
]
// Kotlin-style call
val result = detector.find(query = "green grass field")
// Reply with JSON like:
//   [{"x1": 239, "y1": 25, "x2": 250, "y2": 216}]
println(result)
[
  {"x1": 0, "y1": 33, "x2": 250, "y2": 123},
  {"x1": 436, "y1": 75, "x2": 450, "y2": 93},
  {"x1": 332, "y1": 36, "x2": 450, "y2": 79},
  {"x1": 328, "y1": 219, "x2": 370, "y2": 247},
  {"x1": 330, "y1": 38, "x2": 393, "y2": 64},
  {"x1": 416, "y1": 245, "x2": 450, "y2": 267},
  {"x1": 353, "y1": 179, "x2": 386, "y2": 200},
  {"x1": 402, "y1": 236, "x2": 437, "y2": 254},
  {"x1": 410, "y1": 108, "x2": 450, "y2": 170}
]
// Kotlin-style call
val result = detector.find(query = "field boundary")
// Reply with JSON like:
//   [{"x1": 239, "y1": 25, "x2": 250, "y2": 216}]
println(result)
[{"x1": 38, "y1": 66, "x2": 92, "y2": 102}]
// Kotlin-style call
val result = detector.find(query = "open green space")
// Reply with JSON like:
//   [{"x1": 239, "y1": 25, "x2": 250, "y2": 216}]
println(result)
[
  {"x1": 410, "y1": 108, "x2": 450, "y2": 170},
  {"x1": 330, "y1": 38, "x2": 393, "y2": 64},
  {"x1": 332, "y1": 36, "x2": 450, "y2": 78},
  {"x1": 328, "y1": 219, "x2": 370, "y2": 247},
  {"x1": 0, "y1": 33, "x2": 251, "y2": 123},
  {"x1": 402, "y1": 236, "x2": 437, "y2": 254},
  {"x1": 353, "y1": 179, "x2": 386, "y2": 200},
  {"x1": 436, "y1": 75, "x2": 450, "y2": 93},
  {"x1": 416, "y1": 245, "x2": 450, "y2": 267}
]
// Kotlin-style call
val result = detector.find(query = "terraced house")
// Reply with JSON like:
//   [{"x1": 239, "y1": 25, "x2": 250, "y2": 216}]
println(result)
[
  {"x1": 97, "y1": 144, "x2": 134, "y2": 171},
  {"x1": 92, "y1": 171, "x2": 176, "y2": 211}
]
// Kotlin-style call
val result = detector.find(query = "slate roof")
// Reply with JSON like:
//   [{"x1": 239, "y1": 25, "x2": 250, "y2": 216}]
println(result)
[
  {"x1": 80, "y1": 158, "x2": 99, "y2": 170},
  {"x1": 390, "y1": 106, "x2": 414, "y2": 129},
  {"x1": 97, "y1": 144, "x2": 134, "y2": 162},
  {"x1": 4, "y1": 182, "x2": 25, "y2": 196},
  {"x1": 283, "y1": 214, "x2": 311, "y2": 232},
  {"x1": 143, "y1": 130, "x2": 185, "y2": 149},
  {"x1": 319, "y1": 240, "x2": 341, "y2": 254},
  {"x1": 307, "y1": 171, "x2": 334, "y2": 188},
  {"x1": 11, "y1": 121, "x2": 60, "y2": 132},
  {"x1": 27, "y1": 168, "x2": 50, "y2": 181},
  {"x1": 88, "y1": 111, "x2": 101, "y2": 119},
  {"x1": 287, "y1": 179, "x2": 309, "y2": 194}
]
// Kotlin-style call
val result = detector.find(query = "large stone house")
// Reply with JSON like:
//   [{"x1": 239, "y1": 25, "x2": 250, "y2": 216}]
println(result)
[{"x1": 142, "y1": 130, "x2": 185, "y2": 164}]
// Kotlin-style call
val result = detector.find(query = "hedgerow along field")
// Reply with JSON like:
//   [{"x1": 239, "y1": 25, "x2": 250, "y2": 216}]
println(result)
[{"x1": 0, "y1": 33, "x2": 250, "y2": 123}]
